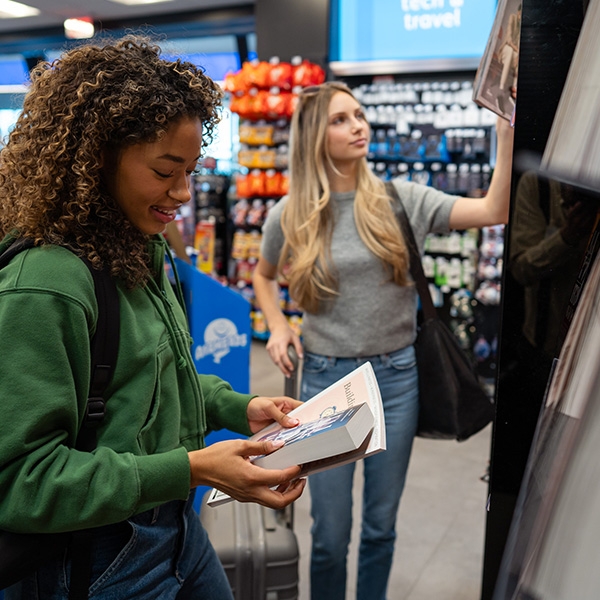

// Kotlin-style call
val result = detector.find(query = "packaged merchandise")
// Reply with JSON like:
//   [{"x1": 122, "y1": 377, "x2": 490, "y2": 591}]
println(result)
[
  {"x1": 267, "y1": 57, "x2": 294, "y2": 90},
  {"x1": 194, "y1": 218, "x2": 216, "y2": 274}
]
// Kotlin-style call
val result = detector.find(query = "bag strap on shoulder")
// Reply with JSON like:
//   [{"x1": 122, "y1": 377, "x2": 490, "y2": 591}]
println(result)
[
  {"x1": 0, "y1": 238, "x2": 120, "y2": 600},
  {"x1": 385, "y1": 182, "x2": 438, "y2": 321},
  {"x1": 0, "y1": 237, "x2": 35, "y2": 269},
  {"x1": 0, "y1": 238, "x2": 120, "y2": 447},
  {"x1": 76, "y1": 257, "x2": 120, "y2": 452}
]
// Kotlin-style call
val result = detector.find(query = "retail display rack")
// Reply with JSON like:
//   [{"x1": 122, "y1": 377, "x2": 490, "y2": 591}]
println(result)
[{"x1": 224, "y1": 57, "x2": 325, "y2": 340}]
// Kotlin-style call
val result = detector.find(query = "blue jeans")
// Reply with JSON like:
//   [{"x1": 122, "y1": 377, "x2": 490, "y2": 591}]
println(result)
[
  {"x1": 302, "y1": 347, "x2": 419, "y2": 600},
  {"x1": 5, "y1": 491, "x2": 233, "y2": 600}
]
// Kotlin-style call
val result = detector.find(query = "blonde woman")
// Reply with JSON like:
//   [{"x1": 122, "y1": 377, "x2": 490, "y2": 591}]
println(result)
[{"x1": 253, "y1": 81, "x2": 514, "y2": 600}]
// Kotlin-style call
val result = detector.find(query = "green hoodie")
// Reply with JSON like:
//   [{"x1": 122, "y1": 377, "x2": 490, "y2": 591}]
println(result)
[{"x1": 0, "y1": 235, "x2": 253, "y2": 533}]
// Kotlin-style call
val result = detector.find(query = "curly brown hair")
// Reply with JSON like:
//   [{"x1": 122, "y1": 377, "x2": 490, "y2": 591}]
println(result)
[{"x1": 0, "y1": 34, "x2": 223, "y2": 287}]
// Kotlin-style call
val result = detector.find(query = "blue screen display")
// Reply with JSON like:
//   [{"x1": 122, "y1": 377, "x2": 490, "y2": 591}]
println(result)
[
  {"x1": 0, "y1": 57, "x2": 29, "y2": 85},
  {"x1": 0, "y1": 51, "x2": 240, "y2": 87},
  {"x1": 162, "y1": 52, "x2": 241, "y2": 82},
  {"x1": 330, "y1": 0, "x2": 497, "y2": 64}
]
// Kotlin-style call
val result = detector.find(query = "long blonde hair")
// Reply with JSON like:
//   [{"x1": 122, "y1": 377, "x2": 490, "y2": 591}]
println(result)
[{"x1": 280, "y1": 82, "x2": 410, "y2": 313}]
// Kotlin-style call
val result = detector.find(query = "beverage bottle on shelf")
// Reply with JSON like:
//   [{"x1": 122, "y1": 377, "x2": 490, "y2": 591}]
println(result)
[{"x1": 446, "y1": 163, "x2": 458, "y2": 192}]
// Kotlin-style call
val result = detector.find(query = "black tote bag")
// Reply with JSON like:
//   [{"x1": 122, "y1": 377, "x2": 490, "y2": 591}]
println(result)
[{"x1": 387, "y1": 183, "x2": 495, "y2": 441}]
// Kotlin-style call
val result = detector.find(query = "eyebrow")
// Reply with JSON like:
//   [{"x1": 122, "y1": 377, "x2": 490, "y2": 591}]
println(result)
[
  {"x1": 157, "y1": 153, "x2": 201, "y2": 163},
  {"x1": 329, "y1": 108, "x2": 363, "y2": 118}
]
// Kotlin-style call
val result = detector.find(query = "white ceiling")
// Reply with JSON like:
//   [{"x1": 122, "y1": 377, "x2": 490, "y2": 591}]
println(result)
[{"x1": 0, "y1": 0, "x2": 253, "y2": 34}]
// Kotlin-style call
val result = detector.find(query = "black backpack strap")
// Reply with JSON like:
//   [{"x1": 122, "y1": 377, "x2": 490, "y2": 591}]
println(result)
[
  {"x1": 1, "y1": 238, "x2": 120, "y2": 600},
  {"x1": 70, "y1": 260, "x2": 119, "y2": 600},
  {"x1": 75, "y1": 258, "x2": 120, "y2": 452},
  {"x1": 0, "y1": 237, "x2": 35, "y2": 269}
]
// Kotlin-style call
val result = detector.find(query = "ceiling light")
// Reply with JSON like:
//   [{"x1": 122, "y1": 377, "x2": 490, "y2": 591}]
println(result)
[
  {"x1": 64, "y1": 17, "x2": 95, "y2": 39},
  {"x1": 0, "y1": 0, "x2": 40, "y2": 18},
  {"x1": 107, "y1": 0, "x2": 175, "y2": 6}
]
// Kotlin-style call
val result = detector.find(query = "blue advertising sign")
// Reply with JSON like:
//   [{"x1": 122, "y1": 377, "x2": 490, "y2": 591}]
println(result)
[{"x1": 174, "y1": 259, "x2": 251, "y2": 393}]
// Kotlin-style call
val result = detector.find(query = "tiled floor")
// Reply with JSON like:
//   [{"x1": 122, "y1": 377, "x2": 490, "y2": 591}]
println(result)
[{"x1": 249, "y1": 340, "x2": 491, "y2": 600}]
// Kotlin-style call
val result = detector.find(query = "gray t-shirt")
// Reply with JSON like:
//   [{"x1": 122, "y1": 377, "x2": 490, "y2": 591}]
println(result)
[{"x1": 260, "y1": 179, "x2": 457, "y2": 357}]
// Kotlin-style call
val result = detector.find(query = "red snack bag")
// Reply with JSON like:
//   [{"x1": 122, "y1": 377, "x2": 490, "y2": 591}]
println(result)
[
  {"x1": 247, "y1": 169, "x2": 266, "y2": 197},
  {"x1": 223, "y1": 70, "x2": 248, "y2": 93},
  {"x1": 279, "y1": 171, "x2": 290, "y2": 196},
  {"x1": 222, "y1": 72, "x2": 237, "y2": 93},
  {"x1": 268, "y1": 59, "x2": 294, "y2": 91},
  {"x1": 264, "y1": 169, "x2": 282, "y2": 197},
  {"x1": 292, "y1": 58, "x2": 326, "y2": 88},
  {"x1": 285, "y1": 92, "x2": 300, "y2": 119},
  {"x1": 244, "y1": 60, "x2": 272, "y2": 89},
  {"x1": 247, "y1": 89, "x2": 270, "y2": 120},
  {"x1": 264, "y1": 88, "x2": 292, "y2": 120},
  {"x1": 236, "y1": 173, "x2": 251, "y2": 199},
  {"x1": 230, "y1": 92, "x2": 254, "y2": 119}
]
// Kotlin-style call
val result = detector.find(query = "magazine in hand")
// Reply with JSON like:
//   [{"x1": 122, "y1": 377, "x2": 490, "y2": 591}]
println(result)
[
  {"x1": 472, "y1": 0, "x2": 522, "y2": 121},
  {"x1": 206, "y1": 361, "x2": 385, "y2": 507}
]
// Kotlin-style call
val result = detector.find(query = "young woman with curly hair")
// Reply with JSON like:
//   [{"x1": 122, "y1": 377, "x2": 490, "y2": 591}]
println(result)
[
  {"x1": 252, "y1": 81, "x2": 514, "y2": 600},
  {"x1": 0, "y1": 35, "x2": 305, "y2": 599}
]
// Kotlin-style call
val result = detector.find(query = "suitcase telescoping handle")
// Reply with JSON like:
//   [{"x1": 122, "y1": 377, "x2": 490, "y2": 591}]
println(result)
[
  {"x1": 281, "y1": 345, "x2": 299, "y2": 531},
  {"x1": 284, "y1": 345, "x2": 299, "y2": 399}
]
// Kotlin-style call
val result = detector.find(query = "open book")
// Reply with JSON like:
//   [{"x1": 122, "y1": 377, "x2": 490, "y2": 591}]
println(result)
[
  {"x1": 206, "y1": 361, "x2": 385, "y2": 507},
  {"x1": 472, "y1": 0, "x2": 522, "y2": 121}
]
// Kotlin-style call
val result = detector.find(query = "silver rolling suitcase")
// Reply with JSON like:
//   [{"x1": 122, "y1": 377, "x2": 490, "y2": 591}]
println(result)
[
  {"x1": 200, "y1": 346, "x2": 301, "y2": 600},
  {"x1": 200, "y1": 496, "x2": 299, "y2": 600}
]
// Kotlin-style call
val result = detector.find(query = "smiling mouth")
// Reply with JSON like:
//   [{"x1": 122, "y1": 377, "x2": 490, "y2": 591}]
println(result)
[
  {"x1": 151, "y1": 205, "x2": 180, "y2": 225},
  {"x1": 152, "y1": 206, "x2": 179, "y2": 216}
]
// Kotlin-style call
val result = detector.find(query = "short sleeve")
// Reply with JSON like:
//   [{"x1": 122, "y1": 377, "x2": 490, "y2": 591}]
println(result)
[{"x1": 260, "y1": 196, "x2": 288, "y2": 266}]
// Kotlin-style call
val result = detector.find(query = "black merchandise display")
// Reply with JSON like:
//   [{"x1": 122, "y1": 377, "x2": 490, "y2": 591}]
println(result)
[{"x1": 483, "y1": 1, "x2": 600, "y2": 598}]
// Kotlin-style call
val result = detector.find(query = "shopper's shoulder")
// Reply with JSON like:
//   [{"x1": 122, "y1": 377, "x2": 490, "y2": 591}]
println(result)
[
  {"x1": 263, "y1": 196, "x2": 288, "y2": 231},
  {"x1": 394, "y1": 178, "x2": 452, "y2": 203},
  {"x1": 391, "y1": 178, "x2": 423, "y2": 198},
  {"x1": 390, "y1": 177, "x2": 412, "y2": 193},
  {"x1": 269, "y1": 195, "x2": 289, "y2": 217},
  {"x1": 3, "y1": 244, "x2": 94, "y2": 299},
  {"x1": 389, "y1": 179, "x2": 420, "y2": 211}
]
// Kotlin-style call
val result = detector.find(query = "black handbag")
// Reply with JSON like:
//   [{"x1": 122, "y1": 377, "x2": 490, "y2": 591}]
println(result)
[
  {"x1": 0, "y1": 238, "x2": 120, "y2": 596},
  {"x1": 387, "y1": 183, "x2": 495, "y2": 441}
]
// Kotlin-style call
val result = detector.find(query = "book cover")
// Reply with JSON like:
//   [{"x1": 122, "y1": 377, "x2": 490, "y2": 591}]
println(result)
[
  {"x1": 472, "y1": 0, "x2": 522, "y2": 121},
  {"x1": 251, "y1": 401, "x2": 374, "y2": 470},
  {"x1": 206, "y1": 361, "x2": 385, "y2": 507}
]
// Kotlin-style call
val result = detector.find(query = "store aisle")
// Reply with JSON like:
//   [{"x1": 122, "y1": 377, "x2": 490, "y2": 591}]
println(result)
[{"x1": 249, "y1": 340, "x2": 491, "y2": 600}]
